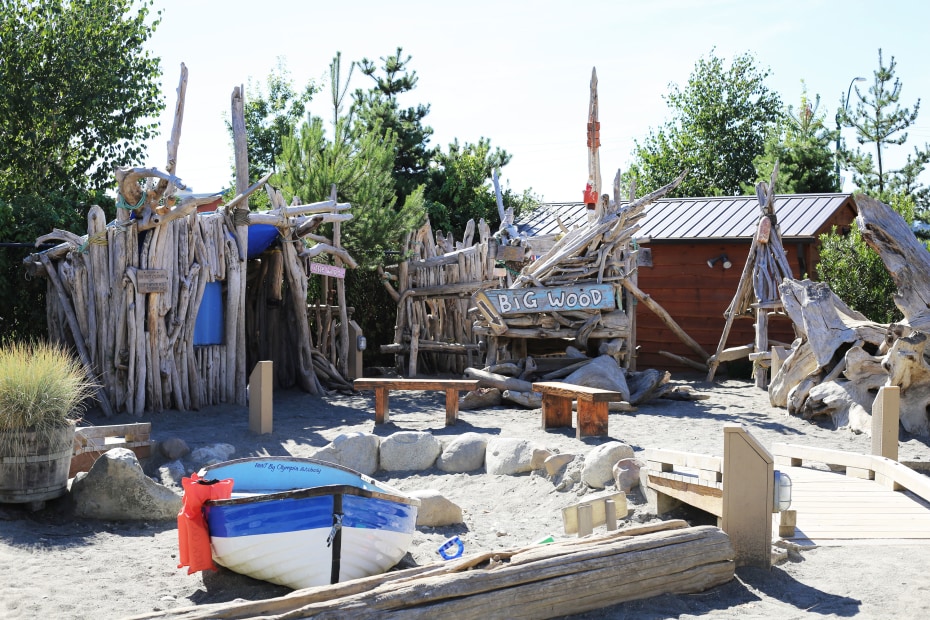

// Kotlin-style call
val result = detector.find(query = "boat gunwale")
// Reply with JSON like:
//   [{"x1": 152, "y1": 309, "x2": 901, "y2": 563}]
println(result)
[
  {"x1": 203, "y1": 483, "x2": 421, "y2": 508},
  {"x1": 198, "y1": 456, "x2": 420, "y2": 508}
]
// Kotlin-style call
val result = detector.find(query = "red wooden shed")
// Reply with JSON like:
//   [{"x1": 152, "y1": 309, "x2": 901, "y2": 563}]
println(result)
[{"x1": 518, "y1": 193, "x2": 858, "y2": 372}]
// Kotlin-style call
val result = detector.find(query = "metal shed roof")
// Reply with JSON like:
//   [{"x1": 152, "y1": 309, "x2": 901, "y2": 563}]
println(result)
[{"x1": 517, "y1": 193, "x2": 856, "y2": 241}]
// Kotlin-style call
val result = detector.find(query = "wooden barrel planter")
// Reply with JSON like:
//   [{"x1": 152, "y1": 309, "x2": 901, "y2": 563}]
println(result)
[{"x1": 0, "y1": 422, "x2": 75, "y2": 508}]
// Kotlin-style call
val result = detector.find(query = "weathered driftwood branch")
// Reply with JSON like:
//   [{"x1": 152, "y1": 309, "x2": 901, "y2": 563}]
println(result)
[
  {"x1": 156, "y1": 62, "x2": 188, "y2": 196},
  {"x1": 856, "y1": 194, "x2": 930, "y2": 330},
  {"x1": 126, "y1": 521, "x2": 733, "y2": 620},
  {"x1": 464, "y1": 367, "x2": 535, "y2": 393},
  {"x1": 622, "y1": 279, "x2": 710, "y2": 363},
  {"x1": 39, "y1": 254, "x2": 115, "y2": 418}
]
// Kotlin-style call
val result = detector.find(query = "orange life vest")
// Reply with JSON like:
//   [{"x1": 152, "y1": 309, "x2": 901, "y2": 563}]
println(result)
[{"x1": 177, "y1": 472, "x2": 234, "y2": 574}]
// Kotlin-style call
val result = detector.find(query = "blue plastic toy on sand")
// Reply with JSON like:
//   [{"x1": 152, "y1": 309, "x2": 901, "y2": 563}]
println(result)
[{"x1": 437, "y1": 536, "x2": 464, "y2": 560}]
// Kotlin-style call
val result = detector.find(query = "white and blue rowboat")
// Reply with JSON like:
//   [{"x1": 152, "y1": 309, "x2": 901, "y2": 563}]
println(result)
[{"x1": 199, "y1": 457, "x2": 420, "y2": 590}]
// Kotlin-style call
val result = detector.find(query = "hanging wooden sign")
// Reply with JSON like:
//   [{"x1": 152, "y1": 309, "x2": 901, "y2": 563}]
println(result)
[
  {"x1": 310, "y1": 262, "x2": 345, "y2": 279},
  {"x1": 136, "y1": 269, "x2": 169, "y2": 294},
  {"x1": 481, "y1": 284, "x2": 615, "y2": 315}
]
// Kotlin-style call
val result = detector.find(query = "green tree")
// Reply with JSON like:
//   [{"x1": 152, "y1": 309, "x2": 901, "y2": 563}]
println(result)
[
  {"x1": 354, "y1": 48, "x2": 435, "y2": 204},
  {"x1": 626, "y1": 51, "x2": 783, "y2": 197},
  {"x1": 817, "y1": 192, "x2": 915, "y2": 324},
  {"x1": 425, "y1": 138, "x2": 516, "y2": 236},
  {"x1": 0, "y1": 0, "x2": 161, "y2": 340},
  {"x1": 0, "y1": 0, "x2": 163, "y2": 198},
  {"x1": 278, "y1": 54, "x2": 424, "y2": 268},
  {"x1": 237, "y1": 59, "x2": 317, "y2": 184},
  {"x1": 840, "y1": 49, "x2": 930, "y2": 202},
  {"x1": 752, "y1": 88, "x2": 839, "y2": 194}
]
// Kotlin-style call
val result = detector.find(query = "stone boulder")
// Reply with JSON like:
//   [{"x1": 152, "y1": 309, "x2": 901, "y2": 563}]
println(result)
[
  {"x1": 564, "y1": 355, "x2": 630, "y2": 402},
  {"x1": 71, "y1": 448, "x2": 181, "y2": 520},
  {"x1": 485, "y1": 438, "x2": 538, "y2": 476},
  {"x1": 582, "y1": 441, "x2": 635, "y2": 488},
  {"x1": 544, "y1": 453, "x2": 576, "y2": 477},
  {"x1": 313, "y1": 432, "x2": 380, "y2": 476},
  {"x1": 189, "y1": 443, "x2": 235, "y2": 467},
  {"x1": 158, "y1": 437, "x2": 190, "y2": 461},
  {"x1": 613, "y1": 457, "x2": 644, "y2": 493},
  {"x1": 379, "y1": 432, "x2": 442, "y2": 472},
  {"x1": 436, "y1": 433, "x2": 487, "y2": 473},
  {"x1": 410, "y1": 489, "x2": 463, "y2": 526}
]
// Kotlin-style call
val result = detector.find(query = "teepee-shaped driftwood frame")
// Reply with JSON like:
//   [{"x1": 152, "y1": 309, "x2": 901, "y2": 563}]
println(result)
[{"x1": 706, "y1": 163, "x2": 794, "y2": 387}]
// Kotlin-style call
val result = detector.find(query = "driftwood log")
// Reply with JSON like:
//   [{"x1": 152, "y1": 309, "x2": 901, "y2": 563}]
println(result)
[
  {"x1": 125, "y1": 521, "x2": 734, "y2": 620},
  {"x1": 770, "y1": 195, "x2": 930, "y2": 436}
]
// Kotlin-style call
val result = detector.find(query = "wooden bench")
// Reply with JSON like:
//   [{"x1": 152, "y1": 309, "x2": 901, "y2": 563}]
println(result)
[
  {"x1": 353, "y1": 378, "x2": 480, "y2": 426},
  {"x1": 532, "y1": 381, "x2": 624, "y2": 439}
]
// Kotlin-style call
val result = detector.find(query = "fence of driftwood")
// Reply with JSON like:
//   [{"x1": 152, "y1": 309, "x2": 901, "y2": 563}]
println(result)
[
  {"x1": 380, "y1": 219, "x2": 498, "y2": 375},
  {"x1": 22, "y1": 67, "x2": 356, "y2": 416}
]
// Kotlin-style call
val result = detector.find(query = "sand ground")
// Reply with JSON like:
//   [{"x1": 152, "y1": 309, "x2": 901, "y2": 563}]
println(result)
[{"x1": 1, "y1": 371, "x2": 929, "y2": 619}]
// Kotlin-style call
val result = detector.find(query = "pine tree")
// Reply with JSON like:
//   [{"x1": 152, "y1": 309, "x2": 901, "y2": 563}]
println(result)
[
  {"x1": 752, "y1": 88, "x2": 839, "y2": 194},
  {"x1": 353, "y1": 48, "x2": 435, "y2": 204},
  {"x1": 279, "y1": 54, "x2": 424, "y2": 268},
  {"x1": 840, "y1": 49, "x2": 930, "y2": 201}
]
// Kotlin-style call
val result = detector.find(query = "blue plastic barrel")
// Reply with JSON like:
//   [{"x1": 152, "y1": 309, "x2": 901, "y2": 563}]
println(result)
[{"x1": 193, "y1": 281, "x2": 224, "y2": 345}]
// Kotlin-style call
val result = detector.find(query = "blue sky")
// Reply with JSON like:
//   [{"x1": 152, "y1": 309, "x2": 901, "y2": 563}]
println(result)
[{"x1": 143, "y1": 0, "x2": 930, "y2": 202}]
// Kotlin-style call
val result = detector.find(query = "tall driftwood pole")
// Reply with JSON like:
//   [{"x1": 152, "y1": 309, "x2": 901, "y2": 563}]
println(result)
[{"x1": 230, "y1": 86, "x2": 249, "y2": 405}]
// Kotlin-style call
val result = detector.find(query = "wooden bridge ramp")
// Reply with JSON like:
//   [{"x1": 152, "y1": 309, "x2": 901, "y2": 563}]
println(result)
[{"x1": 774, "y1": 447, "x2": 930, "y2": 547}]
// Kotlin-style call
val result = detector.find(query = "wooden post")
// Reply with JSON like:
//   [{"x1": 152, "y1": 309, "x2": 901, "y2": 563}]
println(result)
[
  {"x1": 230, "y1": 85, "x2": 249, "y2": 406},
  {"x1": 249, "y1": 361, "x2": 273, "y2": 435},
  {"x1": 754, "y1": 306, "x2": 769, "y2": 389},
  {"x1": 577, "y1": 503, "x2": 593, "y2": 538},
  {"x1": 374, "y1": 387, "x2": 390, "y2": 424},
  {"x1": 771, "y1": 345, "x2": 788, "y2": 378},
  {"x1": 872, "y1": 385, "x2": 900, "y2": 462},
  {"x1": 444, "y1": 388, "x2": 460, "y2": 426},
  {"x1": 721, "y1": 423, "x2": 773, "y2": 568},
  {"x1": 605, "y1": 499, "x2": 618, "y2": 531}
]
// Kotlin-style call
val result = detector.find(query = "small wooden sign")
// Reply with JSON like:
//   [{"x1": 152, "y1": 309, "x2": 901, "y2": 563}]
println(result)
[
  {"x1": 136, "y1": 269, "x2": 169, "y2": 294},
  {"x1": 310, "y1": 262, "x2": 346, "y2": 279},
  {"x1": 483, "y1": 284, "x2": 615, "y2": 315},
  {"x1": 497, "y1": 245, "x2": 525, "y2": 262}
]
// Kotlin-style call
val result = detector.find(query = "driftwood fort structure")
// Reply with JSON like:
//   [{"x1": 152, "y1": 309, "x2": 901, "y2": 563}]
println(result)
[
  {"x1": 23, "y1": 65, "x2": 357, "y2": 415},
  {"x1": 383, "y1": 69, "x2": 691, "y2": 375}
]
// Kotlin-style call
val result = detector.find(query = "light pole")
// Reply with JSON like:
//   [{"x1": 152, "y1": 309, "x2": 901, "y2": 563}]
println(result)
[{"x1": 835, "y1": 76, "x2": 866, "y2": 187}]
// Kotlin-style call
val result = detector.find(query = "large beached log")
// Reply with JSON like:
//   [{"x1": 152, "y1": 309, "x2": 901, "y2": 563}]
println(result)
[
  {"x1": 779, "y1": 279, "x2": 887, "y2": 368},
  {"x1": 126, "y1": 521, "x2": 734, "y2": 620},
  {"x1": 856, "y1": 194, "x2": 930, "y2": 330}
]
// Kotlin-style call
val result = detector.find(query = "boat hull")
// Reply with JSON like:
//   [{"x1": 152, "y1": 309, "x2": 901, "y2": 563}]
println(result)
[{"x1": 199, "y1": 457, "x2": 419, "y2": 589}]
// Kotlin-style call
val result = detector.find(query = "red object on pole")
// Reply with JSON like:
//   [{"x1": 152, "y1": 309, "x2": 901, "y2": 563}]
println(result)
[{"x1": 583, "y1": 180, "x2": 598, "y2": 208}]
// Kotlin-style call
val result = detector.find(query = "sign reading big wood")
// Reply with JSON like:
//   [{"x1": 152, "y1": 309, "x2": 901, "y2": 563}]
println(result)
[{"x1": 477, "y1": 284, "x2": 616, "y2": 316}]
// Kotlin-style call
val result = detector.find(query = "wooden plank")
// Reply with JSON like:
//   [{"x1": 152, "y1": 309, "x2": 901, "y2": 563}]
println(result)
[
  {"x1": 354, "y1": 379, "x2": 479, "y2": 391},
  {"x1": 532, "y1": 382, "x2": 623, "y2": 403},
  {"x1": 562, "y1": 491, "x2": 627, "y2": 535},
  {"x1": 648, "y1": 474, "x2": 723, "y2": 518},
  {"x1": 643, "y1": 448, "x2": 723, "y2": 473}
]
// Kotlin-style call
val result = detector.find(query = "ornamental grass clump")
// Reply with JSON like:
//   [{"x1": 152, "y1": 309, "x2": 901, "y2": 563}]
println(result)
[{"x1": 0, "y1": 340, "x2": 96, "y2": 434}]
